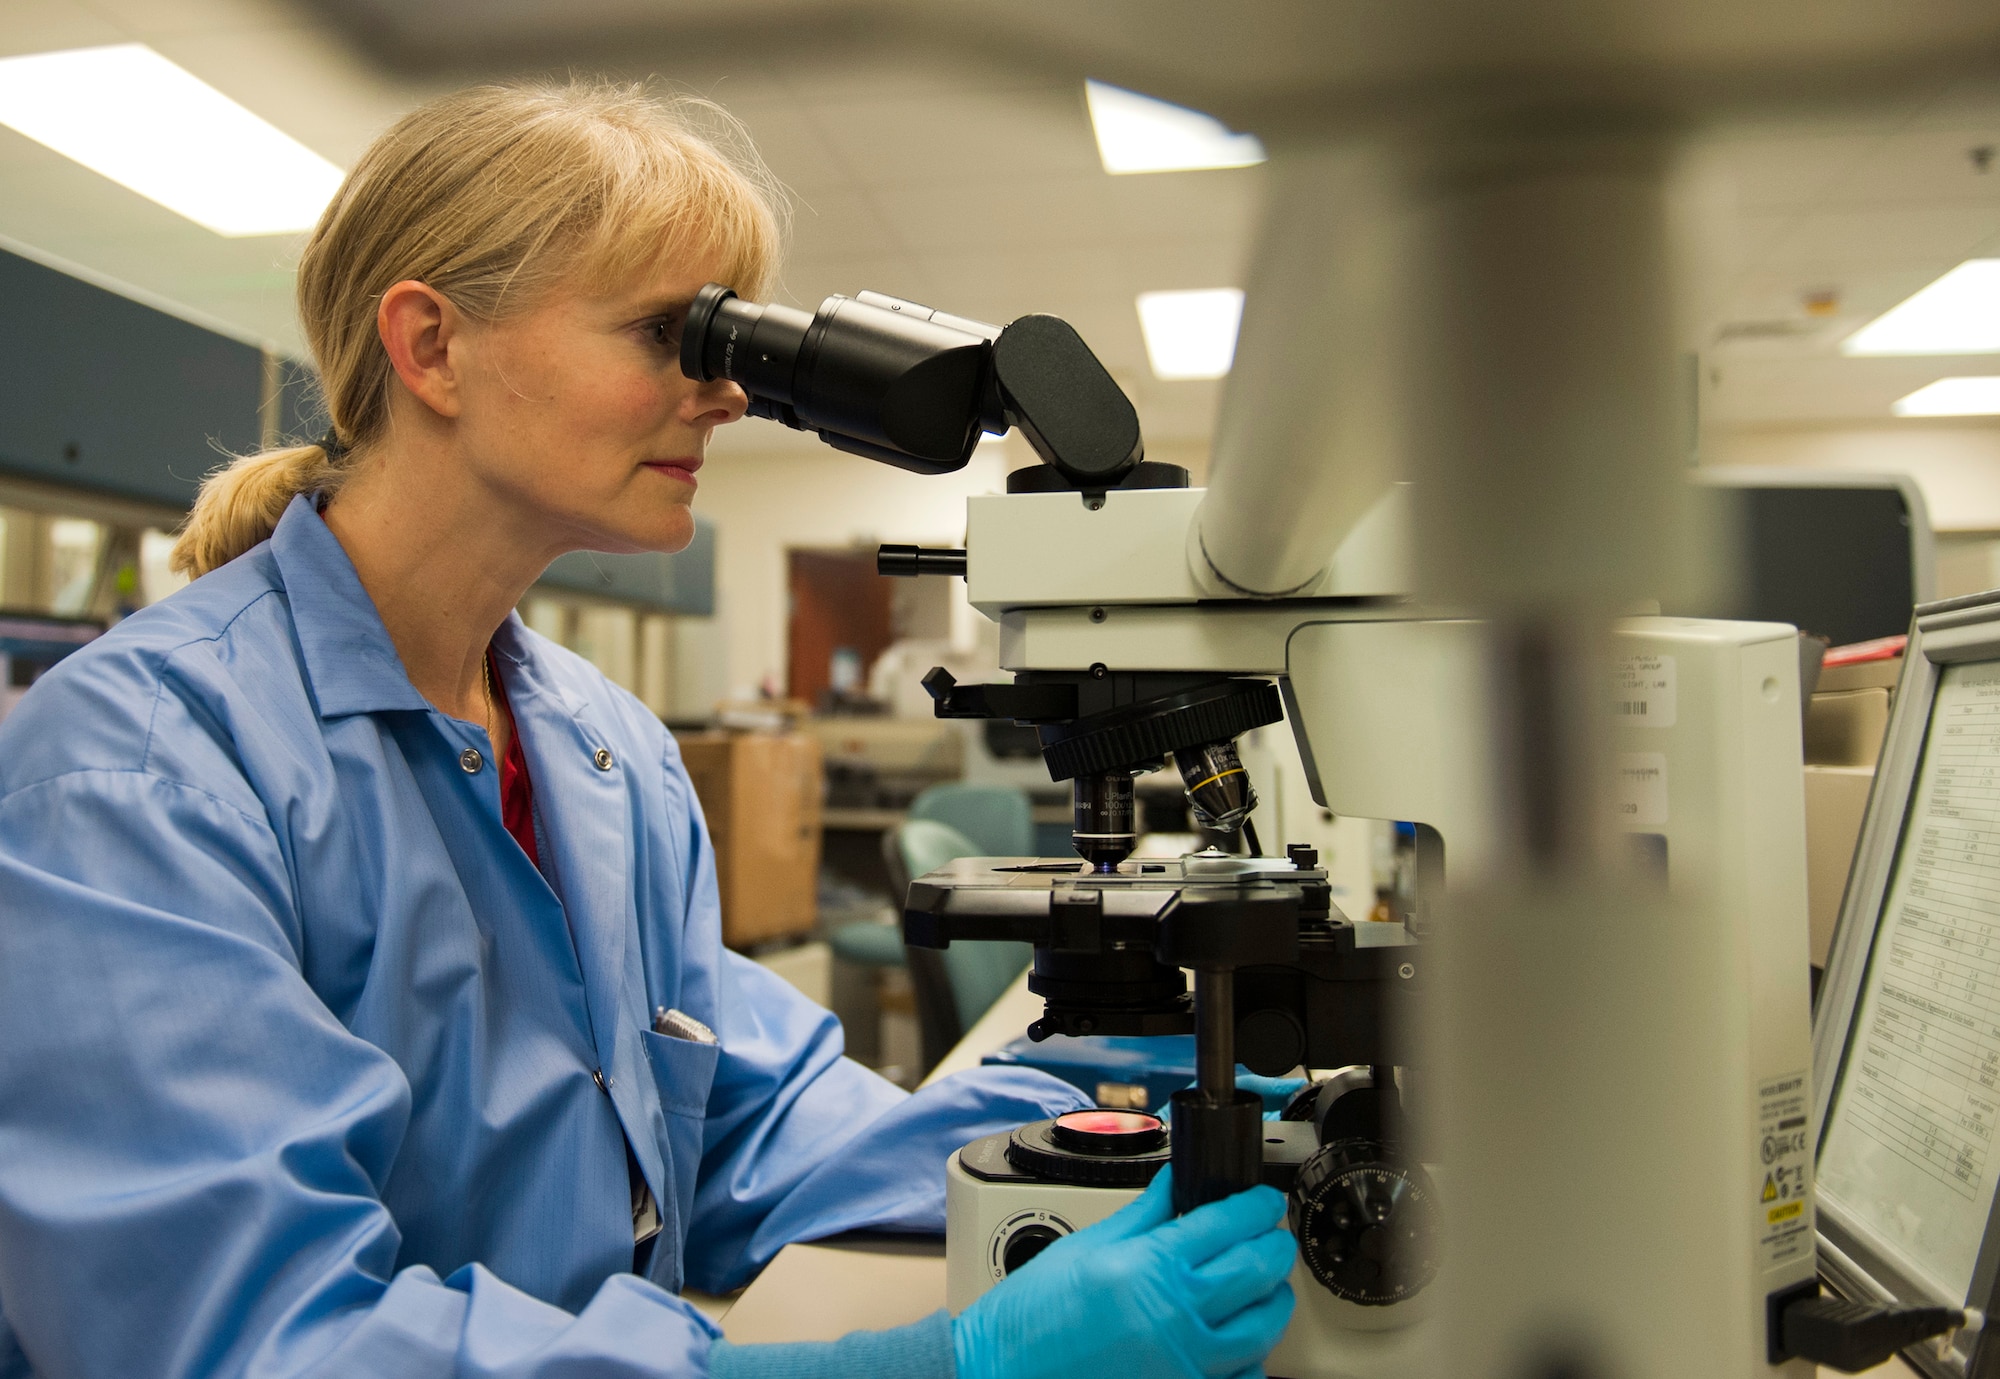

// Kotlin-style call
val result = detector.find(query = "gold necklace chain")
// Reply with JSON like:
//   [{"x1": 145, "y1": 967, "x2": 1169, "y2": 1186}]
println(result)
[{"x1": 479, "y1": 651, "x2": 497, "y2": 743}]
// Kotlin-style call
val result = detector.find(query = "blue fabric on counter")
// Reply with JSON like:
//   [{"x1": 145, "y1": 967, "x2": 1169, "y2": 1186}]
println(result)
[
  {"x1": 0, "y1": 496, "x2": 1086, "y2": 1379},
  {"x1": 709, "y1": 1310, "x2": 955, "y2": 1379},
  {"x1": 983, "y1": 1032, "x2": 1196, "y2": 1109}
]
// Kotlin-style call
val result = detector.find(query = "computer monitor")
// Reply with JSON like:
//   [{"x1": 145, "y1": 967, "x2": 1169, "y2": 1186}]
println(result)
[
  {"x1": 1814, "y1": 588, "x2": 2000, "y2": 1377},
  {"x1": 1691, "y1": 469, "x2": 1934, "y2": 650},
  {"x1": 0, "y1": 611, "x2": 102, "y2": 722}
]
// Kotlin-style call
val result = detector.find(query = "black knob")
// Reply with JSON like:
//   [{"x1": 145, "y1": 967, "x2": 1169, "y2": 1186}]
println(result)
[
  {"x1": 877, "y1": 544, "x2": 967, "y2": 578},
  {"x1": 1001, "y1": 1224, "x2": 1063, "y2": 1275},
  {"x1": 1290, "y1": 1138, "x2": 1440, "y2": 1306},
  {"x1": 1286, "y1": 843, "x2": 1319, "y2": 869}
]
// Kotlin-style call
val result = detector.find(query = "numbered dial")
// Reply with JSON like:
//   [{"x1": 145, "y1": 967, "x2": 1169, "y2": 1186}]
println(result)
[
  {"x1": 988, "y1": 1209, "x2": 1074, "y2": 1281},
  {"x1": 1290, "y1": 1138, "x2": 1440, "y2": 1306}
]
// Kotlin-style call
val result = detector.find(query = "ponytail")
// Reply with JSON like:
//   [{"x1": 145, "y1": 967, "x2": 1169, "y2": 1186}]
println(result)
[{"x1": 169, "y1": 440, "x2": 351, "y2": 577}]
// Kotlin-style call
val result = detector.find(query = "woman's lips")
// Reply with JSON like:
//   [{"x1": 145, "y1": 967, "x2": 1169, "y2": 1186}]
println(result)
[{"x1": 643, "y1": 457, "x2": 702, "y2": 487}]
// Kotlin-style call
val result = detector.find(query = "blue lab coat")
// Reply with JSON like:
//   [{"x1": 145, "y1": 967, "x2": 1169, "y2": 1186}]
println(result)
[{"x1": 0, "y1": 496, "x2": 1083, "y2": 1379}]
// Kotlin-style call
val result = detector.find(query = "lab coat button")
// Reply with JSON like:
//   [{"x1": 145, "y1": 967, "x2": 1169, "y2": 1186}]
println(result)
[
  {"x1": 592, "y1": 1068, "x2": 610, "y2": 1092},
  {"x1": 459, "y1": 748, "x2": 484, "y2": 773},
  {"x1": 593, "y1": 748, "x2": 614, "y2": 771}
]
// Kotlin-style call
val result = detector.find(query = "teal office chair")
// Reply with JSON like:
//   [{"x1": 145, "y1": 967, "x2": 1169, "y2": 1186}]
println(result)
[
  {"x1": 886, "y1": 817, "x2": 1034, "y2": 1073},
  {"x1": 907, "y1": 782, "x2": 1034, "y2": 858}
]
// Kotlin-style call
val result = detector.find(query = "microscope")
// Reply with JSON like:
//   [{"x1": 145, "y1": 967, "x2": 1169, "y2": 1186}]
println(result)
[{"x1": 684, "y1": 280, "x2": 1823, "y2": 1376}]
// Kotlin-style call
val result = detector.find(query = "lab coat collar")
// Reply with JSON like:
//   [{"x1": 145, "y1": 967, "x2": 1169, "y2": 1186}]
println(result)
[{"x1": 270, "y1": 495, "x2": 433, "y2": 720}]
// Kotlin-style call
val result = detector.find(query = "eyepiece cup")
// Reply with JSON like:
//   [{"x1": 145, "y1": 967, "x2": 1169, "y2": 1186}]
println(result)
[{"x1": 681, "y1": 283, "x2": 736, "y2": 382}]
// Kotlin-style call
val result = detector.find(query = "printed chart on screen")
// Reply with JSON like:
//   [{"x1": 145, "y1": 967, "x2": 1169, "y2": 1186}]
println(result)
[{"x1": 1821, "y1": 661, "x2": 2000, "y2": 1302}]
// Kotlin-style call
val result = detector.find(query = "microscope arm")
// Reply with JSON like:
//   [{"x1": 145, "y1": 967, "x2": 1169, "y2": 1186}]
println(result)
[{"x1": 1193, "y1": 153, "x2": 1401, "y2": 601}]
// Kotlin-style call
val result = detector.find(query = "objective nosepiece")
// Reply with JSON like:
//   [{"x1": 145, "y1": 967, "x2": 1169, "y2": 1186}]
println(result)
[{"x1": 1176, "y1": 739, "x2": 1257, "y2": 835}]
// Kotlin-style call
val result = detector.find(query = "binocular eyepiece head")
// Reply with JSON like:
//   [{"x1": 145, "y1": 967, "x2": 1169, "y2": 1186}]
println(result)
[
  {"x1": 681, "y1": 282, "x2": 1147, "y2": 490},
  {"x1": 680, "y1": 283, "x2": 1003, "y2": 475}
]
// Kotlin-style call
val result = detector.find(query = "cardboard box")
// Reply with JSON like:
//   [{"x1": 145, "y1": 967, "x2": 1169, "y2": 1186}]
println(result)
[
  {"x1": 1804, "y1": 688, "x2": 1890, "y2": 767},
  {"x1": 679, "y1": 732, "x2": 824, "y2": 949},
  {"x1": 1804, "y1": 764, "x2": 1875, "y2": 968}
]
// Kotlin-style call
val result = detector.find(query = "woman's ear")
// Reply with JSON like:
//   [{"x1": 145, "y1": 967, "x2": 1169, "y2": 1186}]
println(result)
[{"x1": 377, "y1": 280, "x2": 463, "y2": 419}]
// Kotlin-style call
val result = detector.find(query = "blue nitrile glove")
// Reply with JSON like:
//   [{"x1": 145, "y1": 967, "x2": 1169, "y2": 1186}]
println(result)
[
  {"x1": 953, "y1": 1167, "x2": 1296, "y2": 1379},
  {"x1": 1158, "y1": 1072, "x2": 1309, "y2": 1122}
]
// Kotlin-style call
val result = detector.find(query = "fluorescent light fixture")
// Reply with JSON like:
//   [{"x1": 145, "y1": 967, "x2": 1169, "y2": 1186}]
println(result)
[
  {"x1": 1893, "y1": 376, "x2": 2000, "y2": 417},
  {"x1": 1137, "y1": 288, "x2": 1244, "y2": 380},
  {"x1": 0, "y1": 44, "x2": 343, "y2": 237},
  {"x1": 1085, "y1": 80, "x2": 1265, "y2": 175},
  {"x1": 1843, "y1": 260, "x2": 2000, "y2": 355}
]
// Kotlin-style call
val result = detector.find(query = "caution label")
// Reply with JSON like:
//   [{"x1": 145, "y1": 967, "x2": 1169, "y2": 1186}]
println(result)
[{"x1": 1756, "y1": 1071, "x2": 1813, "y2": 1270}]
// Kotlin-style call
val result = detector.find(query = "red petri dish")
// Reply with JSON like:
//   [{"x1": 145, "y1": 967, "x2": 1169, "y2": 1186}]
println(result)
[{"x1": 1050, "y1": 1109, "x2": 1168, "y2": 1155}]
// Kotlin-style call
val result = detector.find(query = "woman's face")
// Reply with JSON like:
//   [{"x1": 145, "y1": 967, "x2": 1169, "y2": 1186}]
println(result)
[{"x1": 448, "y1": 250, "x2": 749, "y2": 557}]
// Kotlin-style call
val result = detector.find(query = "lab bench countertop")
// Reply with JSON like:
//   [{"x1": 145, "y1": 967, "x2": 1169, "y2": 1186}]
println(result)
[{"x1": 699, "y1": 973, "x2": 1908, "y2": 1377}]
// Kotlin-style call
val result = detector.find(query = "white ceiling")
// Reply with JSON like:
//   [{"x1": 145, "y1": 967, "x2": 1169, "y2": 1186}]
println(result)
[{"x1": 0, "y1": 0, "x2": 1997, "y2": 450}]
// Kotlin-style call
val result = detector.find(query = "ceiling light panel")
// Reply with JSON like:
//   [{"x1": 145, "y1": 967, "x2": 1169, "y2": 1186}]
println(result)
[
  {"x1": 0, "y1": 44, "x2": 344, "y2": 238},
  {"x1": 1137, "y1": 288, "x2": 1244, "y2": 380},
  {"x1": 1085, "y1": 80, "x2": 1265, "y2": 175},
  {"x1": 1843, "y1": 259, "x2": 2000, "y2": 355},
  {"x1": 1893, "y1": 377, "x2": 2000, "y2": 417}
]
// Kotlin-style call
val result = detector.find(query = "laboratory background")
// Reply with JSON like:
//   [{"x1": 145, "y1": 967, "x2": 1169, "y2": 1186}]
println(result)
[{"x1": 2, "y1": 3, "x2": 2000, "y2": 1378}]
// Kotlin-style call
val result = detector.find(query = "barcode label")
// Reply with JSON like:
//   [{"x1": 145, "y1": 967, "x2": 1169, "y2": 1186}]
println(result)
[{"x1": 1610, "y1": 654, "x2": 1675, "y2": 729}]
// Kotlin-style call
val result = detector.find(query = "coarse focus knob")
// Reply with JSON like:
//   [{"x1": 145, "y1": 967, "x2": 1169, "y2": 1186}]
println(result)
[{"x1": 1290, "y1": 1138, "x2": 1440, "y2": 1306}]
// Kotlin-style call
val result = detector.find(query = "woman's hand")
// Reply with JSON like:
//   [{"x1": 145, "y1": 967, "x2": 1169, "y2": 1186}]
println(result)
[{"x1": 952, "y1": 1168, "x2": 1296, "y2": 1379}]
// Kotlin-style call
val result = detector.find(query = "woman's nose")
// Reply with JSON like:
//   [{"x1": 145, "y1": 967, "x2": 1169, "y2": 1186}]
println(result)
[{"x1": 692, "y1": 377, "x2": 749, "y2": 426}]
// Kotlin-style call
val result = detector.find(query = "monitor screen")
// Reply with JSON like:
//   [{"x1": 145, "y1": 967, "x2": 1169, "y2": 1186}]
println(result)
[
  {"x1": 1728, "y1": 485, "x2": 1918, "y2": 649},
  {"x1": 1818, "y1": 658, "x2": 2000, "y2": 1303},
  {"x1": 0, "y1": 612, "x2": 101, "y2": 723}
]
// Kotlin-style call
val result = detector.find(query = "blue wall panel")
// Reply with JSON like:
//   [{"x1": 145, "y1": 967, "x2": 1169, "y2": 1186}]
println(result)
[
  {"x1": 0, "y1": 249, "x2": 264, "y2": 508},
  {"x1": 0, "y1": 251, "x2": 717, "y2": 614}
]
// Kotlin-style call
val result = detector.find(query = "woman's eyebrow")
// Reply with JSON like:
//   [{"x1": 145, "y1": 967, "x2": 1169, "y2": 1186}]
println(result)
[{"x1": 633, "y1": 293, "x2": 697, "y2": 317}]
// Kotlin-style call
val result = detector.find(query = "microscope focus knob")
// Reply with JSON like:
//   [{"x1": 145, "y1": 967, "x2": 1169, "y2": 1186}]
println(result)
[{"x1": 1290, "y1": 1138, "x2": 1440, "y2": 1306}]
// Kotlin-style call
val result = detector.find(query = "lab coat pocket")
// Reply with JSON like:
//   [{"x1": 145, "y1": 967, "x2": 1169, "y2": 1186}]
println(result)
[{"x1": 641, "y1": 1027, "x2": 719, "y2": 1120}]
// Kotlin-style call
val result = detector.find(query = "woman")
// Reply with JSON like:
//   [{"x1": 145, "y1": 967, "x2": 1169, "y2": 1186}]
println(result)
[{"x1": 0, "y1": 81, "x2": 1294, "y2": 1379}]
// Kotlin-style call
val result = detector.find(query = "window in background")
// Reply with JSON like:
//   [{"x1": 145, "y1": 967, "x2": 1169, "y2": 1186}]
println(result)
[
  {"x1": 520, "y1": 597, "x2": 569, "y2": 646},
  {"x1": 519, "y1": 593, "x2": 712, "y2": 720},
  {"x1": 45, "y1": 519, "x2": 103, "y2": 616},
  {"x1": 638, "y1": 613, "x2": 673, "y2": 719},
  {"x1": 573, "y1": 605, "x2": 638, "y2": 694},
  {"x1": 138, "y1": 529, "x2": 188, "y2": 605},
  {"x1": 0, "y1": 508, "x2": 32, "y2": 607}
]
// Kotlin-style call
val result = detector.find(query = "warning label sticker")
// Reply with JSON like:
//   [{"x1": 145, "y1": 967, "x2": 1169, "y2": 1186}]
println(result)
[
  {"x1": 1757, "y1": 1071, "x2": 1813, "y2": 1271},
  {"x1": 1612, "y1": 653, "x2": 1676, "y2": 729}
]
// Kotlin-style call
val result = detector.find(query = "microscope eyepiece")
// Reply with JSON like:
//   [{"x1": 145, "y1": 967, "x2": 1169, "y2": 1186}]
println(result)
[
  {"x1": 681, "y1": 283, "x2": 814, "y2": 413},
  {"x1": 681, "y1": 283, "x2": 1001, "y2": 475},
  {"x1": 682, "y1": 282, "x2": 1149, "y2": 489}
]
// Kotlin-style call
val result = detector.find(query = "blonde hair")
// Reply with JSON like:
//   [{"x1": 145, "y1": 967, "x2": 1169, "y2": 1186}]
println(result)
[{"x1": 172, "y1": 78, "x2": 784, "y2": 578}]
